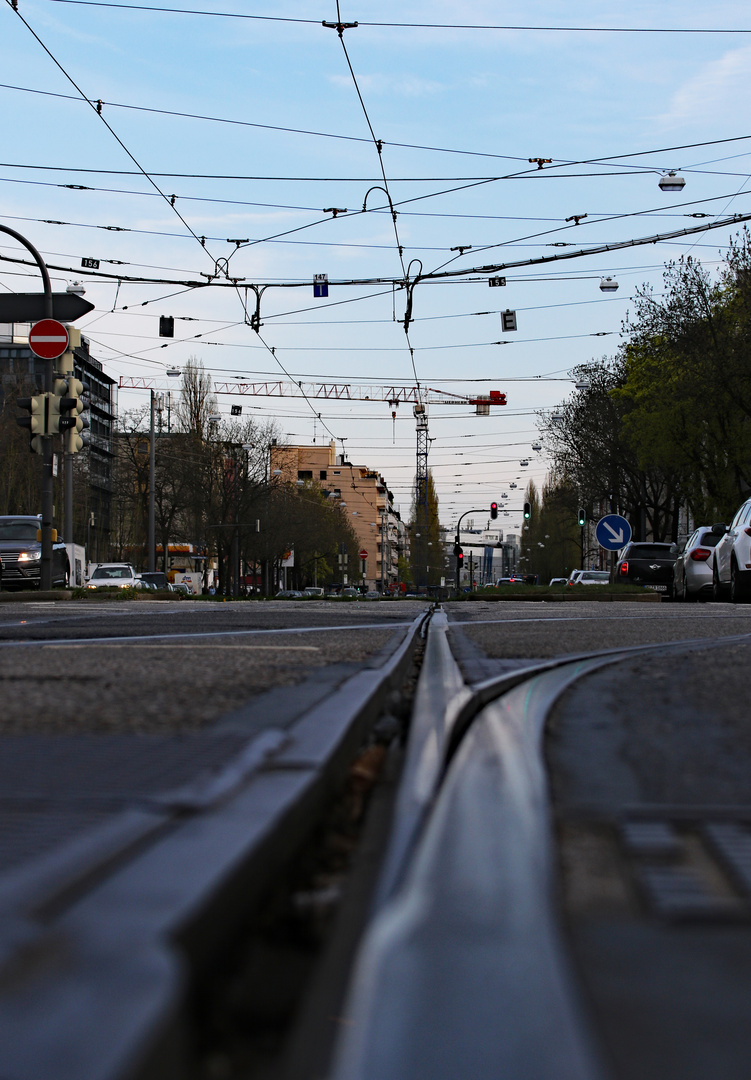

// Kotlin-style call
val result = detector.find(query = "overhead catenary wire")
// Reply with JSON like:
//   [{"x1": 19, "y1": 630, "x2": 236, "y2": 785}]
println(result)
[
  {"x1": 3, "y1": 0, "x2": 219, "y2": 269},
  {"x1": 33, "y1": 2, "x2": 751, "y2": 34}
]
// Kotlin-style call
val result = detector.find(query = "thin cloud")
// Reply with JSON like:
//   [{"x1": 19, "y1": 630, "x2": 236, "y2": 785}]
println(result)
[{"x1": 657, "y1": 44, "x2": 751, "y2": 130}]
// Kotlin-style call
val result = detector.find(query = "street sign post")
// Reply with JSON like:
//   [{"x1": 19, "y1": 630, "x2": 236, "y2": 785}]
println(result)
[
  {"x1": 595, "y1": 514, "x2": 632, "y2": 551},
  {"x1": 28, "y1": 319, "x2": 69, "y2": 360}
]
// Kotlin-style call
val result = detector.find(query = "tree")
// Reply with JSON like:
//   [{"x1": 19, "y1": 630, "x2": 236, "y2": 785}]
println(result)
[
  {"x1": 617, "y1": 241, "x2": 751, "y2": 522},
  {"x1": 522, "y1": 475, "x2": 582, "y2": 580},
  {"x1": 409, "y1": 471, "x2": 444, "y2": 586},
  {"x1": 539, "y1": 358, "x2": 684, "y2": 542}
]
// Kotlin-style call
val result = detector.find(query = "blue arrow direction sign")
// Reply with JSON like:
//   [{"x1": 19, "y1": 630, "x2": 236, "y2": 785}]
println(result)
[{"x1": 596, "y1": 514, "x2": 632, "y2": 551}]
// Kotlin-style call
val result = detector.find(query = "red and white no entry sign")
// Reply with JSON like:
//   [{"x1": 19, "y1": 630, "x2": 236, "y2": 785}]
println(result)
[
  {"x1": 359, "y1": 549, "x2": 368, "y2": 559},
  {"x1": 28, "y1": 319, "x2": 69, "y2": 360}
]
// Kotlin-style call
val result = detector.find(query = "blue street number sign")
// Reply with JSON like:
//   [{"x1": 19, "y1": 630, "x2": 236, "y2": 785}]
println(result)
[{"x1": 595, "y1": 514, "x2": 632, "y2": 551}]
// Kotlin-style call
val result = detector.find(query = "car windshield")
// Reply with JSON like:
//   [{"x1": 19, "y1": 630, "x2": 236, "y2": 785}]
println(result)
[
  {"x1": 92, "y1": 566, "x2": 132, "y2": 579},
  {"x1": 627, "y1": 545, "x2": 674, "y2": 558},
  {"x1": 0, "y1": 522, "x2": 38, "y2": 541}
]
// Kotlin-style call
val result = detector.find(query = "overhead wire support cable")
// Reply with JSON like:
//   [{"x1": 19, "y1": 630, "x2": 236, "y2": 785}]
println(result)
[{"x1": 2, "y1": 213, "x2": 748, "y2": 293}]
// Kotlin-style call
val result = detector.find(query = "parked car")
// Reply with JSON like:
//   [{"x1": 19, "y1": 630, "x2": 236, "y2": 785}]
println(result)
[
  {"x1": 576, "y1": 570, "x2": 611, "y2": 585},
  {"x1": 495, "y1": 576, "x2": 523, "y2": 586},
  {"x1": 172, "y1": 582, "x2": 192, "y2": 596},
  {"x1": 567, "y1": 570, "x2": 583, "y2": 585},
  {"x1": 86, "y1": 563, "x2": 143, "y2": 590},
  {"x1": 673, "y1": 526, "x2": 723, "y2": 602},
  {"x1": 341, "y1": 587, "x2": 360, "y2": 597},
  {"x1": 614, "y1": 542, "x2": 678, "y2": 598},
  {"x1": 0, "y1": 515, "x2": 69, "y2": 589},
  {"x1": 548, "y1": 577, "x2": 568, "y2": 586},
  {"x1": 303, "y1": 586, "x2": 325, "y2": 597},
  {"x1": 712, "y1": 497, "x2": 751, "y2": 602},
  {"x1": 138, "y1": 571, "x2": 173, "y2": 591},
  {"x1": 364, "y1": 590, "x2": 381, "y2": 600},
  {"x1": 275, "y1": 589, "x2": 303, "y2": 598}
]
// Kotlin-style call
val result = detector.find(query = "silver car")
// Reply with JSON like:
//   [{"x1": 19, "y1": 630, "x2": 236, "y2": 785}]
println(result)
[
  {"x1": 673, "y1": 527, "x2": 722, "y2": 601},
  {"x1": 712, "y1": 498, "x2": 751, "y2": 602}
]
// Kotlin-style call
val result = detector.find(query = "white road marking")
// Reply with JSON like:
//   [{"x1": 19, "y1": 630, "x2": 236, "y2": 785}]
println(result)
[{"x1": 0, "y1": 621, "x2": 410, "y2": 648}]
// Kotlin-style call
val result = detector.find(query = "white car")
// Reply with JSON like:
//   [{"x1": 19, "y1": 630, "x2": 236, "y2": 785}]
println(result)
[
  {"x1": 712, "y1": 499, "x2": 751, "y2": 602},
  {"x1": 86, "y1": 563, "x2": 143, "y2": 590},
  {"x1": 673, "y1": 527, "x2": 722, "y2": 601},
  {"x1": 577, "y1": 570, "x2": 611, "y2": 585}
]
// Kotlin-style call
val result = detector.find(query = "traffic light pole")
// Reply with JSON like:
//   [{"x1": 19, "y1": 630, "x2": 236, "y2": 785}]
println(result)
[
  {"x1": 454, "y1": 508, "x2": 485, "y2": 594},
  {"x1": 0, "y1": 226, "x2": 54, "y2": 590}
]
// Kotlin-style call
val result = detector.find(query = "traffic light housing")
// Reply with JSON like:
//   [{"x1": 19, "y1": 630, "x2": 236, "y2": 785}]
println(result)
[
  {"x1": 456, "y1": 547, "x2": 464, "y2": 568},
  {"x1": 523, "y1": 501, "x2": 532, "y2": 520},
  {"x1": 577, "y1": 507, "x2": 586, "y2": 527},
  {"x1": 16, "y1": 394, "x2": 46, "y2": 453},
  {"x1": 490, "y1": 501, "x2": 498, "y2": 519},
  {"x1": 51, "y1": 374, "x2": 86, "y2": 452}
]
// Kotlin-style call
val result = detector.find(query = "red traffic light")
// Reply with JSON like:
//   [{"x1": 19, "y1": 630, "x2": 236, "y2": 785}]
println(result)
[{"x1": 490, "y1": 502, "x2": 498, "y2": 519}]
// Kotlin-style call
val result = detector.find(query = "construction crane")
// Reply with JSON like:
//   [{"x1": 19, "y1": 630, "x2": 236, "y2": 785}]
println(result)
[{"x1": 119, "y1": 376, "x2": 507, "y2": 589}]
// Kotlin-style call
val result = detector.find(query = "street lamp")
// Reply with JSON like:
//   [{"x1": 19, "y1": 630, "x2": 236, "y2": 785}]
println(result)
[{"x1": 659, "y1": 170, "x2": 685, "y2": 192}]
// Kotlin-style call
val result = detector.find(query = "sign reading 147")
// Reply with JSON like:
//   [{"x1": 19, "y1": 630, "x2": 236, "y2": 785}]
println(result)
[{"x1": 595, "y1": 513, "x2": 632, "y2": 551}]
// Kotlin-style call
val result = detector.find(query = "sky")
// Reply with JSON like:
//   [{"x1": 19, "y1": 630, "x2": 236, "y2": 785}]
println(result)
[{"x1": 2, "y1": 0, "x2": 751, "y2": 534}]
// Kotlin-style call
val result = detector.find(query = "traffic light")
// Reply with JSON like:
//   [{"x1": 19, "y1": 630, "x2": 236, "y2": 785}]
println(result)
[
  {"x1": 577, "y1": 507, "x2": 586, "y2": 527},
  {"x1": 523, "y1": 501, "x2": 532, "y2": 520},
  {"x1": 50, "y1": 375, "x2": 86, "y2": 452},
  {"x1": 456, "y1": 547, "x2": 464, "y2": 568},
  {"x1": 16, "y1": 394, "x2": 46, "y2": 453},
  {"x1": 490, "y1": 501, "x2": 498, "y2": 519}
]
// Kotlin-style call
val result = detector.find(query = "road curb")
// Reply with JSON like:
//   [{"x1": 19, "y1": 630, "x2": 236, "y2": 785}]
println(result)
[{"x1": 0, "y1": 613, "x2": 427, "y2": 1080}]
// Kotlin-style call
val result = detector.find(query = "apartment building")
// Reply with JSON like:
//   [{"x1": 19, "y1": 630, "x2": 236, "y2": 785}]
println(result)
[{"x1": 269, "y1": 441, "x2": 404, "y2": 589}]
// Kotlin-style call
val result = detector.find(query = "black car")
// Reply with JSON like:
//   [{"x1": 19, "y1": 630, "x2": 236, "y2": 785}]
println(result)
[
  {"x1": 615, "y1": 541, "x2": 679, "y2": 599},
  {"x1": 0, "y1": 516, "x2": 69, "y2": 589}
]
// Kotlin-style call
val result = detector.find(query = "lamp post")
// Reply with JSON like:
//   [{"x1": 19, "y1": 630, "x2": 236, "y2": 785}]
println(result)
[{"x1": 0, "y1": 225, "x2": 54, "y2": 588}]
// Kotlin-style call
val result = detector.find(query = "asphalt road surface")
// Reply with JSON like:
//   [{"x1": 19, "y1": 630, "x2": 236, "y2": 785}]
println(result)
[
  {"x1": 0, "y1": 597, "x2": 424, "y2": 732},
  {"x1": 443, "y1": 598, "x2": 751, "y2": 1080}
]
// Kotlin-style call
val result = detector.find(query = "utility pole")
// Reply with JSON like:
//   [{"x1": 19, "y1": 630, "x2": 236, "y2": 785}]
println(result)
[
  {"x1": 148, "y1": 389, "x2": 156, "y2": 572},
  {"x1": 454, "y1": 508, "x2": 486, "y2": 594}
]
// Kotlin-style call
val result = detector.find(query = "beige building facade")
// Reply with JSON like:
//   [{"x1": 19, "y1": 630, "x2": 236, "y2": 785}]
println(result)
[{"x1": 269, "y1": 441, "x2": 404, "y2": 589}]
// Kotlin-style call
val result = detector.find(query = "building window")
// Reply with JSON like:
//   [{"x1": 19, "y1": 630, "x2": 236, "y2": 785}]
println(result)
[
  {"x1": 297, "y1": 470, "x2": 313, "y2": 480},
  {"x1": 320, "y1": 470, "x2": 327, "y2": 480}
]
